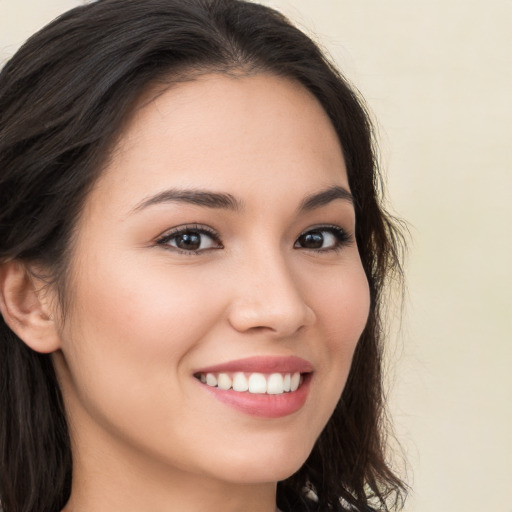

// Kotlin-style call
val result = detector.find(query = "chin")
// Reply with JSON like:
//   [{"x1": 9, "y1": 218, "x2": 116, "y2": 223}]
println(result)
[{"x1": 207, "y1": 440, "x2": 313, "y2": 485}]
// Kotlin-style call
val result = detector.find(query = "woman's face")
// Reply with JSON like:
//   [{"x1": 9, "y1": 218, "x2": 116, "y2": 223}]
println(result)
[{"x1": 53, "y1": 73, "x2": 370, "y2": 487}]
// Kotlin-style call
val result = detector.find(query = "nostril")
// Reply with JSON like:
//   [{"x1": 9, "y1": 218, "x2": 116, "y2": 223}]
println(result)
[{"x1": 227, "y1": 299, "x2": 315, "y2": 337}]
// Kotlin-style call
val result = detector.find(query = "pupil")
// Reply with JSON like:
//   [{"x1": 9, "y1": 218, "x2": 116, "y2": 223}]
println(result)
[
  {"x1": 177, "y1": 232, "x2": 200, "y2": 250},
  {"x1": 301, "y1": 232, "x2": 324, "y2": 248}
]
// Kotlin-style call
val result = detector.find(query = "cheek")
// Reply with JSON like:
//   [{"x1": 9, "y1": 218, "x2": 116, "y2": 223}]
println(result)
[
  {"x1": 309, "y1": 262, "x2": 370, "y2": 355},
  {"x1": 59, "y1": 256, "x2": 228, "y2": 402},
  {"x1": 56, "y1": 258, "x2": 229, "y2": 446},
  {"x1": 75, "y1": 257, "x2": 221, "y2": 345},
  {"x1": 305, "y1": 258, "x2": 370, "y2": 421}
]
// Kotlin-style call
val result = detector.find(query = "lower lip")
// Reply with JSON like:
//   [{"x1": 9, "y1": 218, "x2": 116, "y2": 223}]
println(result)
[{"x1": 198, "y1": 375, "x2": 311, "y2": 418}]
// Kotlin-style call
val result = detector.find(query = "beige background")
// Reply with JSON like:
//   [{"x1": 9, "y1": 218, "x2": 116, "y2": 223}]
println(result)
[{"x1": 1, "y1": 1, "x2": 511, "y2": 511}]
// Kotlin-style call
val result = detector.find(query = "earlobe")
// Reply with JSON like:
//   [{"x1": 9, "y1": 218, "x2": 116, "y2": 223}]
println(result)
[{"x1": 0, "y1": 260, "x2": 61, "y2": 353}]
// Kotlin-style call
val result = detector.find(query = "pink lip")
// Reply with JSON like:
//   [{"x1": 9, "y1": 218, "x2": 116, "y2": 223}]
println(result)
[
  {"x1": 194, "y1": 355, "x2": 314, "y2": 375},
  {"x1": 199, "y1": 377, "x2": 311, "y2": 418},
  {"x1": 194, "y1": 356, "x2": 313, "y2": 419}
]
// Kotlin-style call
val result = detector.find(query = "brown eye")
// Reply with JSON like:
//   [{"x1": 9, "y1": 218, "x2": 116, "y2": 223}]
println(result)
[
  {"x1": 297, "y1": 231, "x2": 325, "y2": 249},
  {"x1": 174, "y1": 232, "x2": 202, "y2": 250},
  {"x1": 158, "y1": 227, "x2": 222, "y2": 253},
  {"x1": 294, "y1": 226, "x2": 350, "y2": 251}
]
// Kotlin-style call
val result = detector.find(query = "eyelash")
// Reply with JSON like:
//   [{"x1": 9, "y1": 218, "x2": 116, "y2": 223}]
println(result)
[
  {"x1": 156, "y1": 224, "x2": 223, "y2": 255},
  {"x1": 155, "y1": 224, "x2": 352, "y2": 255},
  {"x1": 294, "y1": 225, "x2": 352, "y2": 253}
]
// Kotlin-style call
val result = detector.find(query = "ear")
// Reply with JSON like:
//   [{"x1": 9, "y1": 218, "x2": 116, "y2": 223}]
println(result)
[{"x1": 0, "y1": 260, "x2": 61, "y2": 353}]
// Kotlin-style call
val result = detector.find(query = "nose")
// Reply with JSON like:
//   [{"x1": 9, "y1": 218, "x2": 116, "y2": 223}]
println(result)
[{"x1": 226, "y1": 251, "x2": 316, "y2": 337}]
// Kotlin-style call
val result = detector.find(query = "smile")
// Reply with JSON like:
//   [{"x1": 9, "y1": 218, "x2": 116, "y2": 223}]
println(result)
[
  {"x1": 193, "y1": 356, "x2": 314, "y2": 418},
  {"x1": 195, "y1": 371, "x2": 303, "y2": 395}
]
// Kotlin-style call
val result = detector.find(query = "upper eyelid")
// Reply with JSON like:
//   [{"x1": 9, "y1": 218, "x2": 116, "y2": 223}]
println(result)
[
  {"x1": 156, "y1": 224, "x2": 220, "y2": 241},
  {"x1": 299, "y1": 223, "x2": 344, "y2": 232},
  {"x1": 297, "y1": 224, "x2": 351, "y2": 237}
]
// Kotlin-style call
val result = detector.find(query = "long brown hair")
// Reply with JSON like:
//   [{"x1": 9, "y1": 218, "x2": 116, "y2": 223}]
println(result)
[{"x1": 0, "y1": 1, "x2": 406, "y2": 510}]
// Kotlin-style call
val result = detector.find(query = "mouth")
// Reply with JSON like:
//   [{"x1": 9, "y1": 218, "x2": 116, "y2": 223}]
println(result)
[
  {"x1": 193, "y1": 356, "x2": 313, "y2": 418},
  {"x1": 194, "y1": 371, "x2": 306, "y2": 395}
]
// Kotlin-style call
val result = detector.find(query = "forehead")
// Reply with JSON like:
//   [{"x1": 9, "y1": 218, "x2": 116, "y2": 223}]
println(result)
[{"x1": 90, "y1": 73, "x2": 348, "y2": 212}]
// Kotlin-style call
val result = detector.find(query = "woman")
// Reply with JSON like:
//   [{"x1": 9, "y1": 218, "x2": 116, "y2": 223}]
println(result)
[{"x1": 0, "y1": 1, "x2": 406, "y2": 511}]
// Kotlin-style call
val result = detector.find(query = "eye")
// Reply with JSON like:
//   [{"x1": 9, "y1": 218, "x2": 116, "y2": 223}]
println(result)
[
  {"x1": 156, "y1": 225, "x2": 222, "y2": 253},
  {"x1": 294, "y1": 226, "x2": 351, "y2": 252}
]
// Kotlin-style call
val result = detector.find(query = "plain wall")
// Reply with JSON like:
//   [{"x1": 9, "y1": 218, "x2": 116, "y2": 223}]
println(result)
[{"x1": 1, "y1": 1, "x2": 511, "y2": 511}]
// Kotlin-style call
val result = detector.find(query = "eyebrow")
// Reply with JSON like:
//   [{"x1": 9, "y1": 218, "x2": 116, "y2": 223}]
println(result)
[
  {"x1": 298, "y1": 185, "x2": 354, "y2": 212},
  {"x1": 131, "y1": 185, "x2": 353, "y2": 214},
  {"x1": 132, "y1": 188, "x2": 243, "y2": 213}
]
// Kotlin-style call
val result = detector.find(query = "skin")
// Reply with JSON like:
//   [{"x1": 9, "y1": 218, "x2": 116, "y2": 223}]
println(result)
[{"x1": 44, "y1": 73, "x2": 371, "y2": 511}]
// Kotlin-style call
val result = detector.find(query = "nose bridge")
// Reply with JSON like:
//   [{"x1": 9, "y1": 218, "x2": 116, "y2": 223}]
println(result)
[{"x1": 227, "y1": 242, "x2": 315, "y2": 336}]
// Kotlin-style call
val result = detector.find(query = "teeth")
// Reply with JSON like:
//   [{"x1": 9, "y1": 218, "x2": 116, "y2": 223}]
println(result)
[
  {"x1": 232, "y1": 372, "x2": 249, "y2": 392},
  {"x1": 248, "y1": 373, "x2": 267, "y2": 393},
  {"x1": 290, "y1": 372, "x2": 300, "y2": 392},
  {"x1": 283, "y1": 373, "x2": 291, "y2": 392},
  {"x1": 206, "y1": 373, "x2": 217, "y2": 387},
  {"x1": 267, "y1": 373, "x2": 284, "y2": 394},
  {"x1": 198, "y1": 371, "x2": 303, "y2": 395},
  {"x1": 217, "y1": 373, "x2": 232, "y2": 390}
]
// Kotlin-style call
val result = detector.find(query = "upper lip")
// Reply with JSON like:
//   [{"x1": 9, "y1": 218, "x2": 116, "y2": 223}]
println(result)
[{"x1": 194, "y1": 355, "x2": 314, "y2": 374}]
